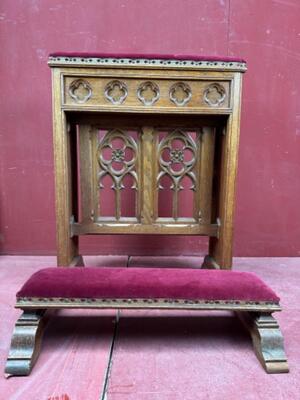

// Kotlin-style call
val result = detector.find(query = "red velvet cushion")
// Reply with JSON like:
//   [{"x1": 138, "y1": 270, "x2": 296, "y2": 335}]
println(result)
[
  {"x1": 17, "y1": 267, "x2": 279, "y2": 303},
  {"x1": 49, "y1": 52, "x2": 246, "y2": 63}
]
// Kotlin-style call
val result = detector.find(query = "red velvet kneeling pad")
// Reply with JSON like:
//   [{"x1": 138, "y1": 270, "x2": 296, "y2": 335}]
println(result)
[{"x1": 17, "y1": 267, "x2": 279, "y2": 303}]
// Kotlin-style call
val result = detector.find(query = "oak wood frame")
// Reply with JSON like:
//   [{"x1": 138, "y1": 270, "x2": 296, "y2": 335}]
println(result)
[
  {"x1": 5, "y1": 57, "x2": 290, "y2": 378},
  {"x1": 49, "y1": 56, "x2": 245, "y2": 268}
]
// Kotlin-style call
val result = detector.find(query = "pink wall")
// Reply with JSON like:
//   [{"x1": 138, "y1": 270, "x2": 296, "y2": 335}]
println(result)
[{"x1": 0, "y1": 0, "x2": 299, "y2": 257}]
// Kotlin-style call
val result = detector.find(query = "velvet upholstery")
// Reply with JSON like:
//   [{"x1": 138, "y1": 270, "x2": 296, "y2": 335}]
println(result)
[
  {"x1": 17, "y1": 267, "x2": 279, "y2": 303},
  {"x1": 49, "y1": 52, "x2": 246, "y2": 63}
]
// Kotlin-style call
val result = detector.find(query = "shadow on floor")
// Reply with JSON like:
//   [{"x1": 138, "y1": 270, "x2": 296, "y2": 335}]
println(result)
[
  {"x1": 115, "y1": 313, "x2": 251, "y2": 348},
  {"x1": 41, "y1": 312, "x2": 116, "y2": 349},
  {"x1": 40, "y1": 311, "x2": 252, "y2": 351}
]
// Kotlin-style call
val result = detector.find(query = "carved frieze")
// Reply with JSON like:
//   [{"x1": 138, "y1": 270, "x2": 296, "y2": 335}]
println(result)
[{"x1": 65, "y1": 77, "x2": 230, "y2": 109}]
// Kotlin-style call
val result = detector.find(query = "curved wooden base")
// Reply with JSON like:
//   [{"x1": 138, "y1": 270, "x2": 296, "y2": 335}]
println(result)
[
  {"x1": 5, "y1": 307, "x2": 289, "y2": 376},
  {"x1": 237, "y1": 312, "x2": 289, "y2": 373},
  {"x1": 201, "y1": 255, "x2": 220, "y2": 270},
  {"x1": 5, "y1": 310, "x2": 47, "y2": 377}
]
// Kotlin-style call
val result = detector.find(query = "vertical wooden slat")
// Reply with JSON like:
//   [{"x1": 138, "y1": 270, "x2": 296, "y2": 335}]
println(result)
[
  {"x1": 78, "y1": 125, "x2": 93, "y2": 223},
  {"x1": 70, "y1": 123, "x2": 79, "y2": 222},
  {"x1": 197, "y1": 127, "x2": 216, "y2": 224},
  {"x1": 52, "y1": 68, "x2": 79, "y2": 266},
  {"x1": 90, "y1": 128, "x2": 100, "y2": 221},
  {"x1": 115, "y1": 187, "x2": 121, "y2": 220},
  {"x1": 193, "y1": 130, "x2": 202, "y2": 221},
  {"x1": 172, "y1": 187, "x2": 179, "y2": 221},
  {"x1": 135, "y1": 130, "x2": 142, "y2": 221},
  {"x1": 153, "y1": 130, "x2": 159, "y2": 221},
  {"x1": 140, "y1": 126, "x2": 155, "y2": 224}
]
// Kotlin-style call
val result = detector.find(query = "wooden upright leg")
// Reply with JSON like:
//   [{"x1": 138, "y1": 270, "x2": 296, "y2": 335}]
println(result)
[
  {"x1": 54, "y1": 115, "x2": 80, "y2": 266},
  {"x1": 237, "y1": 312, "x2": 289, "y2": 373},
  {"x1": 69, "y1": 255, "x2": 85, "y2": 267},
  {"x1": 202, "y1": 74, "x2": 243, "y2": 270},
  {"x1": 52, "y1": 68, "x2": 82, "y2": 266},
  {"x1": 201, "y1": 255, "x2": 220, "y2": 269},
  {"x1": 5, "y1": 310, "x2": 47, "y2": 377}
]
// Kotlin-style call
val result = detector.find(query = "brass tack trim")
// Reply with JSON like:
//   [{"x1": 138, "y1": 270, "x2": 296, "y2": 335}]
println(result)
[
  {"x1": 48, "y1": 56, "x2": 247, "y2": 72},
  {"x1": 16, "y1": 296, "x2": 280, "y2": 310}
]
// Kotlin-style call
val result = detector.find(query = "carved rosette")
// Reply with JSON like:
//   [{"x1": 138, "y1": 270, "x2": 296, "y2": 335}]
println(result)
[
  {"x1": 104, "y1": 80, "x2": 128, "y2": 105},
  {"x1": 68, "y1": 79, "x2": 92, "y2": 103},
  {"x1": 137, "y1": 81, "x2": 160, "y2": 106},
  {"x1": 203, "y1": 83, "x2": 226, "y2": 107},
  {"x1": 169, "y1": 82, "x2": 192, "y2": 106}
]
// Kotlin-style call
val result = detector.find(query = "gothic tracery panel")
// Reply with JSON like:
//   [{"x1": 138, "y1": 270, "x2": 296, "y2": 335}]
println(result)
[
  {"x1": 97, "y1": 129, "x2": 139, "y2": 220},
  {"x1": 157, "y1": 129, "x2": 199, "y2": 221},
  {"x1": 78, "y1": 123, "x2": 214, "y2": 229}
]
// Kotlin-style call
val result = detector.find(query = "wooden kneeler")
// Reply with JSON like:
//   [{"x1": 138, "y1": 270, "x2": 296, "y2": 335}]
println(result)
[
  {"x1": 5, "y1": 267, "x2": 289, "y2": 376},
  {"x1": 4, "y1": 54, "x2": 289, "y2": 377}
]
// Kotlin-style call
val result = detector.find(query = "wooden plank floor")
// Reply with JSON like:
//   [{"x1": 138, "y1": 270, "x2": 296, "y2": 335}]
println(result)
[
  {"x1": 108, "y1": 257, "x2": 300, "y2": 400},
  {"x1": 1, "y1": 256, "x2": 299, "y2": 399}
]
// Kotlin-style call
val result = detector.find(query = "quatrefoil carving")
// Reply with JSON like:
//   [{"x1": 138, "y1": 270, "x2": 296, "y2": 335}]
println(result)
[
  {"x1": 169, "y1": 82, "x2": 192, "y2": 106},
  {"x1": 137, "y1": 81, "x2": 160, "y2": 106},
  {"x1": 68, "y1": 79, "x2": 92, "y2": 103},
  {"x1": 105, "y1": 80, "x2": 128, "y2": 105},
  {"x1": 203, "y1": 83, "x2": 226, "y2": 107}
]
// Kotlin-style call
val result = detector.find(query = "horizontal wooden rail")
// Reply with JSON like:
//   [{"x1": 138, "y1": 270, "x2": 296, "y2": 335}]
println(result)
[{"x1": 71, "y1": 221, "x2": 219, "y2": 236}]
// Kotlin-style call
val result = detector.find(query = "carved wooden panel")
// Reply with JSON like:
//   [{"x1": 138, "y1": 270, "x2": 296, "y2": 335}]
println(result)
[
  {"x1": 76, "y1": 122, "x2": 216, "y2": 234},
  {"x1": 156, "y1": 129, "x2": 197, "y2": 221},
  {"x1": 96, "y1": 129, "x2": 140, "y2": 221},
  {"x1": 64, "y1": 77, "x2": 231, "y2": 111}
]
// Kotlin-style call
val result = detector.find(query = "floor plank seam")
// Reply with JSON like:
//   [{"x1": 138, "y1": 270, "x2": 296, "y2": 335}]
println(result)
[{"x1": 100, "y1": 310, "x2": 120, "y2": 400}]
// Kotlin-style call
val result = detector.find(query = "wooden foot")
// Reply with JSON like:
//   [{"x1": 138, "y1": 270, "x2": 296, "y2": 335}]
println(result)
[
  {"x1": 237, "y1": 312, "x2": 289, "y2": 373},
  {"x1": 5, "y1": 310, "x2": 47, "y2": 377},
  {"x1": 201, "y1": 255, "x2": 220, "y2": 270},
  {"x1": 69, "y1": 255, "x2": 84, "y2": 267}
]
